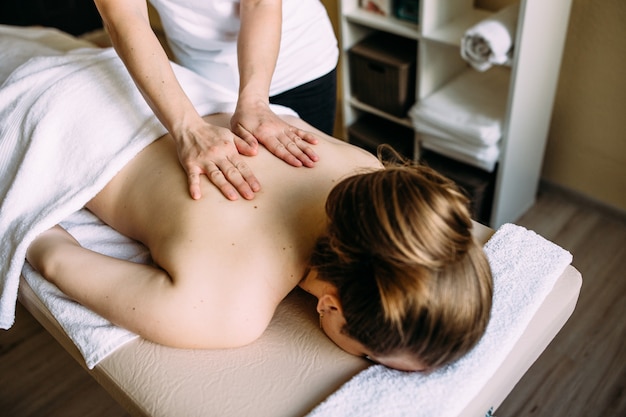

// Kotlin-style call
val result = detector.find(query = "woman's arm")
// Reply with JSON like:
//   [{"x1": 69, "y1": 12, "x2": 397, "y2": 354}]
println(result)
[
  {"x1": 26, "y1": 226, "x2": 266, "y2": 348},
  {"x1": 94, "y1": 0, "x2": 261, "y2": 201},
  {"x1": 231, "y1": 0, "x2": 319, "y2": 168}
]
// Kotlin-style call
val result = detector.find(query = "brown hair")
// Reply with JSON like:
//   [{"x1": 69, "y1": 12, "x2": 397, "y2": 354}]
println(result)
[{"x1": 310, "y1": 159, "x2": 493, "y2": 370}]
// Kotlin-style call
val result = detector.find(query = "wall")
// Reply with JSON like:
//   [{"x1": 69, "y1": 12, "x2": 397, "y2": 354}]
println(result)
[
  {"x1": 541, "y1": 0, "x2": 625, "y2": 213},
  {"x1": 480, "y1": 0, "x2": 626, "y2": 213},
  {"x1": 325, "y1": 0, "x2": 626, "y2": 213}
]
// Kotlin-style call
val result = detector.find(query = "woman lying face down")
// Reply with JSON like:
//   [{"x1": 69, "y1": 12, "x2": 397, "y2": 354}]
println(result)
[
  {"x1": 26, "y1": 113, "x2": 492, "y2": 372},
  {"x1": 302, "y1": 164, "x2": 493, "y2": 371}
]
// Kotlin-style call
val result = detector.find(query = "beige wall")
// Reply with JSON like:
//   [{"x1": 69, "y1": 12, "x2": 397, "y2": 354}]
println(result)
[
  {"x1": 541, "y1": 0, "x2": 626, "y2": 213},
  {"x1": 326, "y1": 0, "x2": 626, "y2": 213},
  {"x1": 481, "y1": 0, "x2": 626, "y2": 213}
]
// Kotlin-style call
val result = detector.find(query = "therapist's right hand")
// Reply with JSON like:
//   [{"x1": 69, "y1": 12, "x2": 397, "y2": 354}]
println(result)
[{"x1": 175, "y1": 120, "x2": 261, "y2": 201}]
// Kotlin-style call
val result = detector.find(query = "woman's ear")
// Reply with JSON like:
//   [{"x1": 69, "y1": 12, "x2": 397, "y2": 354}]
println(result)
[{"x1": 316, "y1": 293, "x2": 342, "y2": 316}]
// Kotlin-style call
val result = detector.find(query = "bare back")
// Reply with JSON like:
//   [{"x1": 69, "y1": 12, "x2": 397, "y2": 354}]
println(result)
[{"x1": 85, "y1": 114, "x2": 381, "y2": 346}]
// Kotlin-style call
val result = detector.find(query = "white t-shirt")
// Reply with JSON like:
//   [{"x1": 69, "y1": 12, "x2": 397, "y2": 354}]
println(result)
[{"x1": 149, "y1": 0, "x2": 338, "y2": 95}]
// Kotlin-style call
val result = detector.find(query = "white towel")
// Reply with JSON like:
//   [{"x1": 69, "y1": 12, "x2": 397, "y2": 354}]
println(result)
[
  {"x1": 461, "y1": 3, "x2": 520, "y2": 72},
  {"x1": 419, "y1": 131, "x2": 500, "y2": 172},
  {"x1": 0, "y1": 24, "x2": 96, "y2": 83},
  {"x1": 306, "y1": 223, "x2": 573, "y2": 417},
  {"x1": 409, "y1": 66, "x2": 509, "y2": 148},
  {"x1": 0, "y1": 44, "x2": 296, "y2": 332}
]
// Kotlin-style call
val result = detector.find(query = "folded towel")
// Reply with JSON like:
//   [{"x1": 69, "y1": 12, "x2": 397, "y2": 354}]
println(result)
[
  {"x1": 409, "y1": 67, "x2": 509, "y2": 147},
  {"x1": 0, "y1": 43, "x2": 296, "y2": 331},
  {"x1": 419, "y1": 131, "x2": 500, "y2": 172},
  {"x1": 461, "y1": 3, "x2": 520, "y2": 72},
  {"x1": 307, "y1": 223, "x2": 572, "y2": 417}
]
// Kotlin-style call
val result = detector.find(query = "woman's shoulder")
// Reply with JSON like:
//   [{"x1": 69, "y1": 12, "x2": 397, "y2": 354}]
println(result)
[
  {"x1": 282, "y1": 115, "x2": 383, "y2": 173},
  {"x1": 322, "y1": 138, "x2": 383, "y2": 176}
]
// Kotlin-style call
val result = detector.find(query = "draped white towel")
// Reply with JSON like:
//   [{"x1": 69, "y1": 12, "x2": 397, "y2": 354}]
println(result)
[{"x1": 0, "y1": 44, "x2": 295, "y2": 333}]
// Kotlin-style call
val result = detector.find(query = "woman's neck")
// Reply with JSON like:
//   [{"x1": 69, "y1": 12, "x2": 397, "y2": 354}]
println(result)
[{"x1": 298, "y1": 267, "x2": 322, "y2": 298}]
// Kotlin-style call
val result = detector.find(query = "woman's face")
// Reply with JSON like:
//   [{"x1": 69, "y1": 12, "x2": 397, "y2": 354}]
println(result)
[{"x1": 320, "y1": 308, "x2": 427, "y2": 372}]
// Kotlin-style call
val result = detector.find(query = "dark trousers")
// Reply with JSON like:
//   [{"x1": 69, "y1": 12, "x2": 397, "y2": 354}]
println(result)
[{"x1": 269, "y1": 68, "x2": 337, "y2": 136}]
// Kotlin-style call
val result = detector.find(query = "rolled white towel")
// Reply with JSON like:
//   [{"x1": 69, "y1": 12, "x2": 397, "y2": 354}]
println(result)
[{"x1": 461, "y1": 3, "x2": 520, "y2": 72}]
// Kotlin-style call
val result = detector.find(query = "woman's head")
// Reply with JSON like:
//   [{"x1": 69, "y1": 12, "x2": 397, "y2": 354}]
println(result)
[{"x1": 309, "y1": 161, "x2": 493, "y2": 371}]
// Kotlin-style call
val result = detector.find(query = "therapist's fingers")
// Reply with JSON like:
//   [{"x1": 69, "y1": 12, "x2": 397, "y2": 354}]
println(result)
[
  {"x1": 187, "y1": 168, "x2": 204, "y2": 200},
  {"x1": 293, "y1": 127, "x2": 319, "y2": 145},
  {"x1": 179, "y1": 127, "x2": 261, "y2": 201},
  {"x1": 212, "y1": 157, "x2": 260, "y2": 201},
  {"x1": 231, "y1": 108, "x2": 320, "y2": 168},
  {"x1": 235, "y1": 125, "x2": 305, "y2": 168},
  {"x1": 289, "y1": 128, "x2": 320, "y2": 164},
  {"x1": 274, "y1": 129, "x2": 320, "y2": 168},
  {"x1": 186, "y1": 164, "x2": 241, "y2": 201}
]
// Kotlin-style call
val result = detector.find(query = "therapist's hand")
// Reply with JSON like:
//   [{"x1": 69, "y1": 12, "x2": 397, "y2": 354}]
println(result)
[
  {"x1": 177, "y1": 120, "x2": 261, "y2": 201},
  {"x1": 230, "y1": 99, "x2": 320, "y2": 168}
]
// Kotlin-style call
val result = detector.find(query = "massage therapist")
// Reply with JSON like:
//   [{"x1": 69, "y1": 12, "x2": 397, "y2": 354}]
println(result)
[{"x1": 94, "y1": 0, "x2": 338, "y2": 200}]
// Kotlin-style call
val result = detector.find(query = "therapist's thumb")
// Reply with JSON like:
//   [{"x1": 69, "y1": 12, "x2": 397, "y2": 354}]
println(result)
[{"x1": 233, "y1": 132, "x2": 259, "y2": 156}]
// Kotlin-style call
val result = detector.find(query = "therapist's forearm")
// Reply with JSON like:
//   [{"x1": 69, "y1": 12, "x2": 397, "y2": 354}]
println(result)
[
  {"x1": 237, "y1": 0, "x2": 282, "y2": 104},
  {"x1": 95, "y1": 0, "x2": 203, "y2": 140}
]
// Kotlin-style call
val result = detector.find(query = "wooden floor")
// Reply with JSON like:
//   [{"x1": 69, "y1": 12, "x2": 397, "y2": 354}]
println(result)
[
  {"x1": 496, "y1": 185, "x2": 626, "y2": 417},
  {"x1": 1, "y1": 185, "x2": 625, "y2": 417}
]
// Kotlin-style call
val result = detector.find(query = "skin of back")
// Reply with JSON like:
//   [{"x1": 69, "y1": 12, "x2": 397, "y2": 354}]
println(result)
[{"x1": 79, "y1": 113, "x2": 382, "y2": 348}]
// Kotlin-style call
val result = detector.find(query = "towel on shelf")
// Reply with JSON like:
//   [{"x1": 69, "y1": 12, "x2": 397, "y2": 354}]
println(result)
[
  {"x1": 413, "y1": 119, "x2": 500, "y2": 171},
  {"x1": 307, "y1": 223, "x2": 572, "y2": 417},
  {"x1": 419, "y1": 132, "x2": 500, "y2": 172},
  {"x1": 0, "y1": 43, "x2": 296, "y2": 332},
  {"x1": 409, "y1": 66, "x2": 509, "y2": 147},
  {"x1": 461, "y1": 3, "x2": 520, "y2": 72}
]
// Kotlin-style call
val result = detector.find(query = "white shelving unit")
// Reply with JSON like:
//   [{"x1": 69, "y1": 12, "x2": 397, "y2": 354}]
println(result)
[{"x1": 338, "y1": 0, "x2": 573, "y2": 227}]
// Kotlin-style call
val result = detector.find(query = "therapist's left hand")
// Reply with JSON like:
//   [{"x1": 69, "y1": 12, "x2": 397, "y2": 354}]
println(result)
[{"x1": 231, "y1": 99, "x2": 320, "y2": 168}]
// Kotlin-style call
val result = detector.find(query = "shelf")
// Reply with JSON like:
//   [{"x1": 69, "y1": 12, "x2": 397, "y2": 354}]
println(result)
[
  {"x1": 340, "y1": 0, "x2": 573, "y2": 227},
  {"x1": 348, "y1": 114, "x2": 415, "y2": 160},
  {"x1": 345, "y1": 8, "x2": 419, "y2": 40},
  {"x1": 349, "y1": 97, "x2": 414, "y2": 128},
  {"x1": 423, "y1": 8, "x2": 492, "y2": 47}
]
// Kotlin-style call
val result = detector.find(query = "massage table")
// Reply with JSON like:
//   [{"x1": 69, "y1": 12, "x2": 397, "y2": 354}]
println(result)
[
  {"x1": 1, "y1": 25, "x2": 582, "y2": 417},
  {"x1": 16, "y1": 221, "x2": 581, "y2": 417}
]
